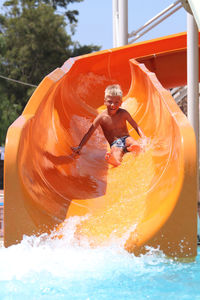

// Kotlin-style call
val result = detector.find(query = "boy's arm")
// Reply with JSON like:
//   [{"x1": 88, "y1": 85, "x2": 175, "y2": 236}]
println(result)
[
  {"x1": 71, "y1": 116, "x2": 101, "y2": 154},
  {"x1": 125, "y1": 111, "x2": 145, "y2": 138}
]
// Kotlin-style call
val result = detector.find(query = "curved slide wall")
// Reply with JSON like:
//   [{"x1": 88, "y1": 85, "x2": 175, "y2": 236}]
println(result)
[{"x1": 4, "y1": 33, "x2": 199, "y2": 258}]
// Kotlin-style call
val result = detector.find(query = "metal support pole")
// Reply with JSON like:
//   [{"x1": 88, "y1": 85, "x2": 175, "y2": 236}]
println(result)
[
  {"x1": 118, "y1": 0, "x2": 128, "y2": 46},
  {"x1": 128, "y1": 1, "x2": 182, "y2": 43},
  {"x1": 187, "y1": 12, "x2": 199, "y2": 202},
  {"x1": 112, "y1": 0, "x2": 118, "y2": 48}
]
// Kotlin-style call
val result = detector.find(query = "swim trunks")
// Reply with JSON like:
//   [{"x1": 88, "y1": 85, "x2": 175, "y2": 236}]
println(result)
[{"x1": 110, "y1": 136, "x2": 129, "y2": 153}]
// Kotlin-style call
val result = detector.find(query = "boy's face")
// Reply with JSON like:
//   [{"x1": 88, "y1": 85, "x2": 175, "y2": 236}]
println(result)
[{"x1": 104, "y1": 95, "x2": 122, "y2": 115}]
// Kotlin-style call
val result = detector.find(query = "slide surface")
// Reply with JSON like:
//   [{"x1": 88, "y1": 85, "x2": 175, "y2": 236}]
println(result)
[{"x1": 4, "y1": 32, "x2": 199, "y2": 258}]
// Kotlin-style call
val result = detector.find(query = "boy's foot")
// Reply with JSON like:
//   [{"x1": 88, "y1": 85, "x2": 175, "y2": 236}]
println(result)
[
  {"x1": 105, "y1": 152, "x2": 120, "y2": 167},
  {"x1": 127, "y1": 144, "x2": 141, "y2": 154}
]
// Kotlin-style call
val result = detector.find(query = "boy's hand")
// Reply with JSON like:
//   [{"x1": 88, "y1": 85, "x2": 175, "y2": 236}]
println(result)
[{"x1": 71, "y1": 146, "x2": 81, "y2": 154}]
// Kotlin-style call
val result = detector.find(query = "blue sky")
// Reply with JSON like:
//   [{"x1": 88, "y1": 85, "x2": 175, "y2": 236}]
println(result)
[
  {"x1": 69, "y1": 0, "x2": 187, "y2": 50},
  {"x1": 0, "y1": 0, "x2": 187, "y2": 50}
]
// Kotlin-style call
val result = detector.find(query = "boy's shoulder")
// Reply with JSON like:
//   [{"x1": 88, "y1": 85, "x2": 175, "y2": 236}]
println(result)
[
  {"x1": 119, "y1": 107, "x2": 127, "y2": 112},
  {"x1": 98, "y1": 110, "x2": 107, "y2": 117},
  {"x1": 95, "y1": 110, "x2": 108, "y2": 122},
  {"x1": 118, "y1": 108, "x2": 129, "y2": 115}
]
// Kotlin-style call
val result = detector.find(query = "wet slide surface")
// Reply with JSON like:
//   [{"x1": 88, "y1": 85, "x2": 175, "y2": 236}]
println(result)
[{"x1": 4, "y1": 33, "x2": 199, "y2": 258}]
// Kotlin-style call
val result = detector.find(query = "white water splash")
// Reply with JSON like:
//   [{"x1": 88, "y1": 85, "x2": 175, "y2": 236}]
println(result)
[{"x1": 0, "y1": 218, "x2": 199, "y2": 300}]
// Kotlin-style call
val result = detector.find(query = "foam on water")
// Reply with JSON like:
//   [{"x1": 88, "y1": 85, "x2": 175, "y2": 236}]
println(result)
[{"x1": 0, "y1": 217, "x2": 200, "y2": 300}]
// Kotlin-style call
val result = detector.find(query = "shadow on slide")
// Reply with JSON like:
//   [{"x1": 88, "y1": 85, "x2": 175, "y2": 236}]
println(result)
[{"x1": 4, "y1": 33, "x2": 198, "y2": 258}]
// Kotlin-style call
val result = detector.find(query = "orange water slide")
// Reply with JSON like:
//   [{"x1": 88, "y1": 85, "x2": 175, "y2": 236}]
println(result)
[{"x1": 4, "y1": 33, "x2": 199, "y2": 258}]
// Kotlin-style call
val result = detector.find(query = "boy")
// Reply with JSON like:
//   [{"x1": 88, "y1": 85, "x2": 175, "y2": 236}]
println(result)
[{"x1": 72, "y1": 84, "x2": 145, "y2": 166}]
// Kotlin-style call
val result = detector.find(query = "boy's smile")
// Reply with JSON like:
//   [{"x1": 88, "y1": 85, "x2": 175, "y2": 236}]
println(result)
[{"x1": 104, "y1": 95, "x2": 122, "y2": 115}]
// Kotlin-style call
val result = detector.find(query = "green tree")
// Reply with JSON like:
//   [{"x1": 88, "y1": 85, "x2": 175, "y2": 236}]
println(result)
[
  {"x1": 42, "y1": 0, "x2": 84, "y2": 24},
  {"x1": 3, "y1": 0, "x2": 84, "y2": 33},
  {"x1": 0, "y1": 75, "x2": 22, "y2": 145},
  {"x1": 0, "y1": 0, "x2": 100, "y2": 145},
  {"x1": 1, "y1": 0, "x2": 100, "y2": 100}
]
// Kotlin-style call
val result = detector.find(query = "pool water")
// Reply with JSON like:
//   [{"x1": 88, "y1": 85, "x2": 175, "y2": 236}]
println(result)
[{"x1": 0, "y1": 222, "x2": 200, "y2": 300}]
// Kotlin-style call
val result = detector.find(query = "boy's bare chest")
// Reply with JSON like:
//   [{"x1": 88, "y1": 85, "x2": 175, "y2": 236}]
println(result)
[{"x1": 100, "y1": 114, "x2": 126, "y2": 129}]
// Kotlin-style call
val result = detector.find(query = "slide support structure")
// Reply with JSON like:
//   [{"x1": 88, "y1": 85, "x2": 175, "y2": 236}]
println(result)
[
  {"x1": 118, "y1": 0, "x2": 128, "y2": 46},
  {"x1": 187, "y1": 12, "x2": 199, "y2": 205},
  {"x1": 112, "y1": 0, "x2": 118, "y2": 47},
  {"x1": 112, "y1": 0, "x2": 128, "y2": 47}
]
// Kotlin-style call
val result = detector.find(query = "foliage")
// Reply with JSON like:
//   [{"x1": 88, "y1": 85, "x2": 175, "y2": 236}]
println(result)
[
  {"x1": 3, "y1": 0, "x2": 84, "y2": 24},
  {"x1": 0, "y1": 0, "x2": 100, "y2": 145},
  {"x1": 0, "y1": 81, "x2": 22, "y2": 145}
]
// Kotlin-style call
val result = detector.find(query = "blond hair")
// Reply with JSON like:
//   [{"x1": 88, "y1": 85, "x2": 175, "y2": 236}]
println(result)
[{"x1": 104, "y1": 84, "x2": 123, "y2": 99}]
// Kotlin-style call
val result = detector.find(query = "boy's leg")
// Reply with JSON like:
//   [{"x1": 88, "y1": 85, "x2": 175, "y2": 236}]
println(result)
[
  {"x1": 105, "y1": 147, "x2": 124, "y2": 166},
  {"x1": 125, "y1": 137, "x2": 141, "y2": 153}
]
